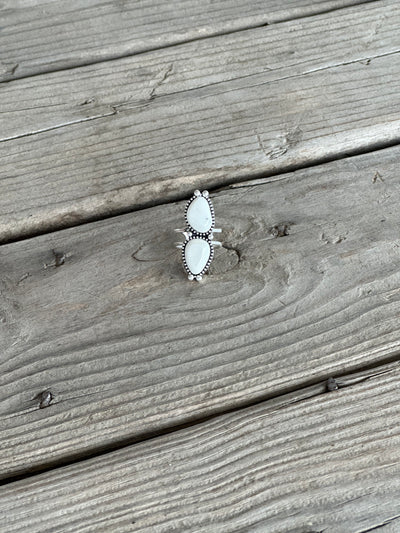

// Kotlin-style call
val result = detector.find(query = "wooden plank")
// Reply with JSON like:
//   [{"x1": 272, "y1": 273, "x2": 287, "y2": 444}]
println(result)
[
  {"x1": 0, "y1": 0, "x2": 380, "y2": 82},
  {"x1": 2, "y1": 362, "x2": 400, "y2": 532},
  {"x1": 1, "y1": 145, "x2": 400, "y2": 479},
  {"x1": 1, "y1": 1, "x2": 399, "y2": 242},
  {"x1": 3, "y1": 1, "x2": 399, "y2": 142}
]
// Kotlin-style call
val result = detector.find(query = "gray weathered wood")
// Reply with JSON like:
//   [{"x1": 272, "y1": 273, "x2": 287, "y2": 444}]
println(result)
[
  {"x1": 3, "y1": 1, "x2": 399, "y2": 142},
  {"x1": 0, "y1": 2, "x2": 400, "y2": 242},
  {"x1": 0, "y1": 0, "x2": 380, "y2": 82},
  {"x1": 1, "y1": 0, "x2": 399, "y2": 242},
  {"x1": 1, "y1": 362, "x2": 400, "y2": 532},
  {"x1": 1, "y1": 145, "x2": 400, "y2": 479}
]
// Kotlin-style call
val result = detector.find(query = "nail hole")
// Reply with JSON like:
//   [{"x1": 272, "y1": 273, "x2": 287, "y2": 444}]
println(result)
[
  {"x1": 326, "y1": 377, "x2": 339, "y2": 392},
  {"x1": 53, "y1": 250, "x2": 66, "y2": 267},
  {"x1": 270, "y1": 223, "x2": 292, "y2": 238},
  {"x1": 34, "y1": 390, "x2": 53, "y2": 409}
]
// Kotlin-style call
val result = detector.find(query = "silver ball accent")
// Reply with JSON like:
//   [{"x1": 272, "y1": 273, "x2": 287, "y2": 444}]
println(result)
[
  {"x1": 202, "y1": 190, "x2": 209, "y2": 197},
  {"x1": 188, "y1": 274, "x2": 194, "y2": 281},
  {"x1": 194, "y1": 190, "x2": 201, "y2": 196},
  {"x1": 196, "y1": 275, "x2": 203, "y2": 281}
]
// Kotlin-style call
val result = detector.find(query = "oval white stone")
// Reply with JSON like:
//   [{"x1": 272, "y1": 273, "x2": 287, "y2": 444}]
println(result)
[
  {"x1": 187, "y1": 196, "x2": 213, "y2": 233},
  {"x1": 185, "y1": 238, "x2": 211, "y2": 275}
]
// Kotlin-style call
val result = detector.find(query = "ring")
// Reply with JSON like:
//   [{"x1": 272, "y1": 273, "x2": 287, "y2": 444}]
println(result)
[{"x1": 176, "y1": 190, "x2": 222, "y2": 281}]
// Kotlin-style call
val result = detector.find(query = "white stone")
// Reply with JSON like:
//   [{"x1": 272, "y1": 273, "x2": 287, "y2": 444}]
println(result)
[
  {"x1": 187, "y1": 196, "x2": 213, "y2": 233},
  {"x1": 185, "y1": 238, "x2": 211, "y2": 275}
]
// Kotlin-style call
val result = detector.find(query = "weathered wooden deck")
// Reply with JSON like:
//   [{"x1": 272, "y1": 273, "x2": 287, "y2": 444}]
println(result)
[{"x1": 1, "y1": 1, "x2": 400, "y2": 531}]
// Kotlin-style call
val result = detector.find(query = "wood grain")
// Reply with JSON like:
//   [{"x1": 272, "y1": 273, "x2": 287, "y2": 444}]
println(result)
[
  {"x1": 1, "y1": 1, "x2": 399, "y2": 242},
  {"x1": 2, "y1": 362, "x2": 400, "y2": 532},
  {"x1": 0, "y1": 2, "x2": 400, "y2": 242},
  {"x1": 0, "y1": 0, "x2": 380, "y2": 82},
  {"x1": 3, "y1": 1, "x2": 399, "y2": 142},
  {"x1": 1, "y1": 145, "x2": 400, "y2": 479}
]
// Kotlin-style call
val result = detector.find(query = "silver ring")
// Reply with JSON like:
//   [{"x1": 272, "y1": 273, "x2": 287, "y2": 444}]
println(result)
[{"x1": 176, "y1": 190, "x2": 222, "y2": 281}]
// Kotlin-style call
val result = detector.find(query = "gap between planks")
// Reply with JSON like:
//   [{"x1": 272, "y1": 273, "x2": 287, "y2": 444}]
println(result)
[
  {"x1": 1, "y1": 136, "x2": 399, "y2": 247},
  {"x1": 0, "y1": 0, "x2": 381, "y2": 84},
  {"x1": 1, "y1": 352, "x2": 399, "y2": 487},
  {"x1": 1, "y1": 0, "x2": 399, "y2": 243},
  {"x1": 1, "y1": 358, "x2": 400, "y2": 532},
  {"x1": 1, "y1": 144, "x2": 400, "y2": 480}
]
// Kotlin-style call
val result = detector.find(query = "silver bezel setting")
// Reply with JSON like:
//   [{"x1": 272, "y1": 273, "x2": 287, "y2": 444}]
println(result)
[
  {"x1": 181, "y1": 235, "x2": 214, "y2": 280},
  {"x1": 184, "y1": 190, "x2": 215, "y2": 237},
  {"x1": 176, "y1": 190, "x2": 221, "y2": 281}
]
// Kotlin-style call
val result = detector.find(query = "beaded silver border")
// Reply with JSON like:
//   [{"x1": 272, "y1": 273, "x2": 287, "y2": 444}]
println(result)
[
  {"x1": 184, "y1": 190, "x2": 215, "y2": 237},
  {"x1": 176, "y1": 189, "x2": 222, "y2": 281},
  {"x1": 181, "y1": 235, "x2": 214, "y2": 281}
]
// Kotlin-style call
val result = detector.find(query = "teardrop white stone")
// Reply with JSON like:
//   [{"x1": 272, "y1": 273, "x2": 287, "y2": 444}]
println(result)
[
  {"x1": 187, "y1": 197, "x2": 213, "y2": 233},
  {"x1": 185, "y1": 238, "x2": 211, "y2": 275}
]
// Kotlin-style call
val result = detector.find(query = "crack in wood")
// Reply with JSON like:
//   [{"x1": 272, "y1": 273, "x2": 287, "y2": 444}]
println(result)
[
  {"x1": 358, "y1": 514, "x2": 400, "y2": 532},
  {"x1": 0, "y1": 111, "x2": 117, "y2": 143},
  {"x1": 148, "y1": 63, "x2": 174, "y2": 101}
]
